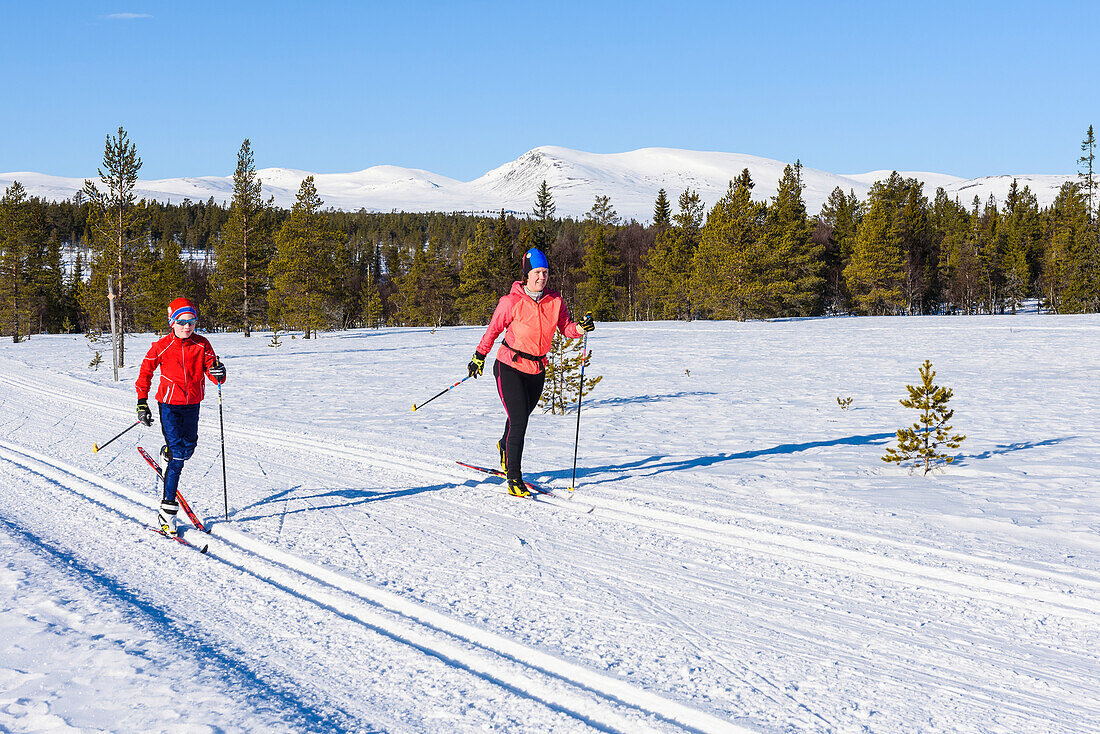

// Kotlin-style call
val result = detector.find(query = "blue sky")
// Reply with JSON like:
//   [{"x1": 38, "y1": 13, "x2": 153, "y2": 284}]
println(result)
[{"x1": 2, "y1": 1, "x2": 1098, "y2": 180}]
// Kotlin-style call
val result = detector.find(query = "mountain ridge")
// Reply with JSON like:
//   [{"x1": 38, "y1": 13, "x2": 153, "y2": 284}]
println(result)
[{"x1": 1, "y1": 146, "x2": 1077, "y2": 222}]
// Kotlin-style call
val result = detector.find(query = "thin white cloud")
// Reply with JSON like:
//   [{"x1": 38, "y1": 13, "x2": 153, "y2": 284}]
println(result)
[{"x1": 104, "y1": 13, "x2": 153, "y2": 20}]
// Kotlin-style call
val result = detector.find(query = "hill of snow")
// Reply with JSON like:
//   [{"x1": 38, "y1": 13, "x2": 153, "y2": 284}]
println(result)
[{"x1": 1, "y1": 146, "x2": 1079, "y2": 222}]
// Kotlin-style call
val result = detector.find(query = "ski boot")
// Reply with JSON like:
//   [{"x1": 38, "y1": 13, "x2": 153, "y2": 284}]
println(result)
[
  {"x1": 497, "y1": 440, "x2": 507, "y2": 473},
  {"x1": 507, "y1": 477, "x2": 531, "y2": 498},
  {"x1": 160, "y1": 444, "x2": 172, "y2": 463},
  {"x1": 158, "y1": 499, "x2": 179, "y2": 536}
]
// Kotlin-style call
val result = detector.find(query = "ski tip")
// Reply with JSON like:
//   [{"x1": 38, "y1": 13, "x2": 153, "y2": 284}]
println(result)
[
  {"x1": 411, "y1": 404, "x2": 417, "y2": 411},
  {"x1": 92, "y1": 444, "x2": 99, "y2": 453}
]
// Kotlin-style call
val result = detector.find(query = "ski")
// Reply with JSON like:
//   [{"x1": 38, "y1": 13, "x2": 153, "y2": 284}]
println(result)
[
  {"x1": 138, "y1": 446, "x2": 210, "y2": 533},
  {"x1": 146, "y1": 525, "x2": 209, "y2": 553},
  {"x1": 456, "y1": 461, "x2": 594, "y2": 514}
]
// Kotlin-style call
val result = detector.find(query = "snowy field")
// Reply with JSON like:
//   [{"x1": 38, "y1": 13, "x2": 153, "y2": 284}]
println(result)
[{"x1": 1, "y1": 314, "x2": 1098, "y2": 733}]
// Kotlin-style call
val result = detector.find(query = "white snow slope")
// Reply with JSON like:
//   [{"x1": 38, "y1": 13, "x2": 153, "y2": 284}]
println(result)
[
  {"x1": 1, "y1": 314, "x2": 1098, "y2": 733},
  {"x1": 1, "y1": 146, "x2": 1078, "y2": 221}
]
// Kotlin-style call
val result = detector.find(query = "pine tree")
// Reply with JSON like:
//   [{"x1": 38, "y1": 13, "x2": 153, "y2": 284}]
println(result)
[
  {"x1": 642, "y1": 190, "x2": 703, "y2": 319},
  {"x1": 760, "y1": 163, "x2": 824, "y2": 316},
  {"x1": 81, "y1": 127, "x2": 148, "y2": 365},
  {"x1": 883, "y1": 360, "x2": 966, "y2": 474},
  {"x1": 212, "y1": 139, "x2": 270, "y2": 336},
  {"x1": 691, "y1": 172, "x2": 764, "y2": 319},
  {"x1": 539, "y1": 332, "x2": 602, "y2": 415},
  {"x1": 587, "y1": 194, "x2": 620, "y2": 227},
  {"x1": 457, "y1": 221, "x2": 497, "y2": 324},
  {"x1": 0, "y1": 182, "x2": 40, "y2": 342},
  {"x1": 268, "y1": 177, "x2": 340, "y2": 338},
  {"x1": 358, "y1": 262, "x2": 384, "y2": 328}
]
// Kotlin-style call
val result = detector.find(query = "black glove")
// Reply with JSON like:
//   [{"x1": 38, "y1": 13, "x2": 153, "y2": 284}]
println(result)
[
  {"x1": 579, "y1": 312, "x2": 595, "y2": 333},
  {"x1": 137, "y1": 398, "x2": 154, "y2": 426},
  {"x1": 210, "y1": 359, "x2": 227, "y2": 384},
  {"x1": 468, "y1": 352, "x2": 486, "y2": 378}
]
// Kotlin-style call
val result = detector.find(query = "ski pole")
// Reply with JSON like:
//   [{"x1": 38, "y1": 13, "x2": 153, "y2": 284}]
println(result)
[
  {"x1": 569, "y1": 325, "x2": 591, "y2": 493},
  {"x1": 93, "y1": 420, "x2": 140, "y2": 453},
  {"x1": 218, "y1": 382, "x2": 228, "y2": 521},
  {"x1": 412, "y1": 375, "x2": 472, "y2": 412}
]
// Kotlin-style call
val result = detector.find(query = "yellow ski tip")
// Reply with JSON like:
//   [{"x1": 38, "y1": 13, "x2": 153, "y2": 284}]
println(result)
[
  {"x1": 92, "y1": 444, "x2": 99, "y2": 453},
  {"x1": 411, "y1": 404, "x2": 417, "y2": 411}
]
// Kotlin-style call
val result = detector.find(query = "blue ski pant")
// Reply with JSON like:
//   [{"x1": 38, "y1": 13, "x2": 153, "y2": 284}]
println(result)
[{"x1": 158, "y1": 402, "x2": 200, "y2": 503}]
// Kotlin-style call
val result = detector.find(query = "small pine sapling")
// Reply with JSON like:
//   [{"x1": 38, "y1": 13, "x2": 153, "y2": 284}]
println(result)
[
  {"x1": 90, "y1": 351, "x2": 103, "y2": 370},
  {"x1": 883, "y1": 359, "x2": 966, "y2": 474},
  {"x1": 269, "y1": 327, "x2": 282, "y2": 348},
  {"x1": 539, "y1": 333, "x2": 602, "y2": 415},
  {"x1": 837, "y1": 396, "x2": 853, "y2": 410}
]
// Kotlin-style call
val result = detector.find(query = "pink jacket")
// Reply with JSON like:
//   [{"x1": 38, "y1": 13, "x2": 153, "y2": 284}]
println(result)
[{"x1": 477, "y1": 282, "x2": 583, "y2": 374}]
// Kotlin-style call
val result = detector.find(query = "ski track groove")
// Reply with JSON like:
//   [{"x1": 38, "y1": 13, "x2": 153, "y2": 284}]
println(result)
[
  {"x1": 2, "y1": 366, "x2": 1098, "y2": 731},
  {"x1": 0, "y1": 438, "x2": 747, "y2": 734},
  {"x1": 7, "y1": 367, "x2": 1099, "y2": 610}
]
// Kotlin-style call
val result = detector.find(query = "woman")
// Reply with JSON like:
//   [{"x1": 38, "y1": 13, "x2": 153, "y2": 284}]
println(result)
[{"x1": 467, "y1": 248, "x2": 594, "y2": 496}]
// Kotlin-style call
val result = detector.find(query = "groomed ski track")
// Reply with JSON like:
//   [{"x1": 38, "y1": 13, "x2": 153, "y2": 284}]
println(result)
[{"x1": 2, "y1": 316, "x2": 1098, "y2": 733}]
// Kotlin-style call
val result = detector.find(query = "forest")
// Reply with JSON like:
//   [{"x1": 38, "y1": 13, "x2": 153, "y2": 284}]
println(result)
[{"x1": 2, "y1": 128, "x2": 1099, "y2": 362}]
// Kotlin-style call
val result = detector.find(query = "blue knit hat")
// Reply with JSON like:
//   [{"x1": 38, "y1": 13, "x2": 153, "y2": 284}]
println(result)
[{"x1": 522, "y1": 248, "x2": 549, "y2": 277}]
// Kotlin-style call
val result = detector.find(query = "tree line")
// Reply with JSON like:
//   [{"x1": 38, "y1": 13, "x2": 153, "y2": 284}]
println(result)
[{"x1": 2, "y1": 127, "x2": 1099, "y2": 358}]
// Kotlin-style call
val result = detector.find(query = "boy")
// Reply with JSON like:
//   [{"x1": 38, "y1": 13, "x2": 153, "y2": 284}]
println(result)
[{"x1": 135, "y1": 297, "x2": 226, "y2": 534}]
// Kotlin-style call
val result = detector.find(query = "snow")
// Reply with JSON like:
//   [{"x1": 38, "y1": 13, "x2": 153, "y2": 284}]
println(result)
[
  {"x1": 1, "y1": 313, "x2": 1098, "y2": 732},
  {"x1": 1, "y1": 146, "x2": 1079, "y2": 222}
]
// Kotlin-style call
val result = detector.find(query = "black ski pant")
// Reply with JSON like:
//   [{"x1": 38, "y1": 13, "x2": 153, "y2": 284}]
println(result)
[{"x1": 493, "y1": 359, "x2": 545, "y2": 482}]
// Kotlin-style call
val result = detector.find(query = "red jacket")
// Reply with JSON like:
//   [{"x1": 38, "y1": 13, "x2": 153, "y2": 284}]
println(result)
[
  {"x1": 477, "y1": 282, "x2": 583, "y2": 375},
  {"x1": 136, "y1": 332, "x2": 220, "y2": 405}
]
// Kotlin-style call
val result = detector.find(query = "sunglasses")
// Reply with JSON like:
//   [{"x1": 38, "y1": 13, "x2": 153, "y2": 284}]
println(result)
[{"x1": 175, "y1": 318, "x2": 197, "y2": 326}]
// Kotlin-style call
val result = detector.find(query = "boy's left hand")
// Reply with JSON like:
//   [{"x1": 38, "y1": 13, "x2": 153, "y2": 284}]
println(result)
[{"x1": 210, "y1": 360, "x2": 227, "y2": 384}]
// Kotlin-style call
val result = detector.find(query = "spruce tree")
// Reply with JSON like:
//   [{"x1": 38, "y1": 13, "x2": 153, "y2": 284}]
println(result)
[
  {"x1": 1079, "y1": 125, "x2": 1097, "y2": 222},
  {"x1": 844, "y1": 177, "x2": 907, "y2": 315},
  {"x1": 81, "y1": 127, "x2": 147, "y2": 365},
  {"x1": 579, "y1": 223, "x2": 618, "y2": 320},
  {"x1": 457, "y1": 221, "x2": 497, "y2": 324},
  {"x1": 653, "y1": 188, "x2": 671, "y2": 230},
  {"x1": 1043, "y1": 182, "x2": 1096, "y2": 312},
  {"x1": 533, "y1": 180, "x2": 556, "y2": 253},
  {"x1": 213, "y1": 139, "x2": 270, "y2": 336},
  {"x1": 1001, "y1": 180, "x2": 1042, "y2": 312},
  {"x1": 268, "y1": 177, "x2": 340, "y2": 338},
  {"x1": 819, "y1": 187, "x2": 862, "y2": 312},
  {"x1": 760, "y1": 163, "x2": 823, "y2": 316},
  {"x1": 883, "y1": 360, "x2": 966, "y2": 474},
  {"x1": 491, "y1": 209, "x2": 514, "y2": 291}
]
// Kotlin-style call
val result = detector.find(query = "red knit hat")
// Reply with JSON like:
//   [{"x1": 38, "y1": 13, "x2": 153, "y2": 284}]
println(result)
[{"x1": 167, "y1": 297, "x2": 198, "y2": 324}]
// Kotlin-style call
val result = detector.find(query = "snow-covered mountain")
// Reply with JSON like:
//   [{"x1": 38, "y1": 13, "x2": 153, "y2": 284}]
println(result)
[{"x1": 1, "y1": 146, "x2": 1078, "y2": 222}]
